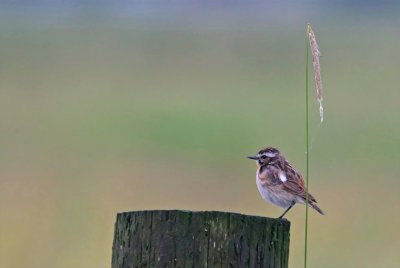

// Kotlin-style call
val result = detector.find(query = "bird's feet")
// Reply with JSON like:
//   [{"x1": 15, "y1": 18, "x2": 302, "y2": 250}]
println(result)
[{"x1": 277, "y1": 202, "x2": 295, "y2": 219}]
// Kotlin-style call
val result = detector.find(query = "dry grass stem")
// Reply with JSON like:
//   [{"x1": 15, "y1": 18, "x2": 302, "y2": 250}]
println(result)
[{"x1": 307, "y1": 24, "x2": 324, "y2": 122}]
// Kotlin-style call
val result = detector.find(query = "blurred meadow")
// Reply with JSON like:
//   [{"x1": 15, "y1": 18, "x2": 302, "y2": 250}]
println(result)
[{"x1": 1, "y1": 1, "x2": 400, "y2": 267}]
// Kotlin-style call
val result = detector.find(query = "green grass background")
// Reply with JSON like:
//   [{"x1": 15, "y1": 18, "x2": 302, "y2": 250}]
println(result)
[{"x1": 0, "y1": 2, "x2": 399, "y2": 267}]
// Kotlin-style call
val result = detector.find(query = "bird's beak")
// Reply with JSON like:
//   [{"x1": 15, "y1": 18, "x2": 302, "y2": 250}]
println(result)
[{"x1": 247, "y1": 155, "x2": 259, "y2": 160}]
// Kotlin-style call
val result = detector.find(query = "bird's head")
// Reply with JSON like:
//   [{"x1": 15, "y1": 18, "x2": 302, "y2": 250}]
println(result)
[{"x1": 248, "y1": 147, "x2": 280, "y2": 166}]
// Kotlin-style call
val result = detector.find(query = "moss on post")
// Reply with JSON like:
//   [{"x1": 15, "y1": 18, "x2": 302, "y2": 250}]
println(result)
[{"x1": 112, "y1": 210, "x2": 290, "y2": 268}]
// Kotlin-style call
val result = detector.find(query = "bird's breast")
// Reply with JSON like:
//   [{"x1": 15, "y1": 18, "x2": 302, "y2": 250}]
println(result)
[{"x1": 256, "y1": 172, "x2": 292, "y2": 209}]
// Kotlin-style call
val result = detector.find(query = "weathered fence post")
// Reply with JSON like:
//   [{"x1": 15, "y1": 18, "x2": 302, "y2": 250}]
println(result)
[{"x1": 112, "y1": 210, "x2": 290, "y2": 268}]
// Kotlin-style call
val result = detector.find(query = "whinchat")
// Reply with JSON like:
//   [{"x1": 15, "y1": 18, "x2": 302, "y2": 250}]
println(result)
[{"x1": 248, "y1": 147, "x2": 324, "y2": 219}]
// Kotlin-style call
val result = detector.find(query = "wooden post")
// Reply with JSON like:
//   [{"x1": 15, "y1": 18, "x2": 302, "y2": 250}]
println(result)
[{"x1": 112, "y1": 210, "x2": 290, "y2": 268}]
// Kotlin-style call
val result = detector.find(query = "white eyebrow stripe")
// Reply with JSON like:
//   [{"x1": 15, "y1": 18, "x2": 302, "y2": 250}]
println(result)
[
  {"x1": 264, "y1": 153, "x2": 276, "y2": 157},
  {"x1": 279, "y1": 172, "x2": 287, "y2": 182}
]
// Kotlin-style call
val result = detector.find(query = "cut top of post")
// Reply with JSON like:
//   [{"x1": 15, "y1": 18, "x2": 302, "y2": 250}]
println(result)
[{"x1": 112, "y1": 210, "x2": 290, "y2": 268}]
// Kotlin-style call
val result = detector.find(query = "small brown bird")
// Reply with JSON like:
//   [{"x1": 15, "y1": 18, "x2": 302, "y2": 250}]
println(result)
[{"x1": 248, "y1": 147, "x2": 324, "y2": 219}]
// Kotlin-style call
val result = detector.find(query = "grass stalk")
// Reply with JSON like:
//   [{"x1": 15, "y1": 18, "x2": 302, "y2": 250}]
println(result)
[
  {"x1": 304, "y1": 22, "x2": 323, "y2": 268},
  {"x1": 304, "y1": 24, "x2": 310, "y2": 268}
]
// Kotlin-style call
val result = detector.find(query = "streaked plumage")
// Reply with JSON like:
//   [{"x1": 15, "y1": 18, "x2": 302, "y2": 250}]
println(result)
[{"x1": 248, "y1": 147, "x2": 324, "y2": 218}]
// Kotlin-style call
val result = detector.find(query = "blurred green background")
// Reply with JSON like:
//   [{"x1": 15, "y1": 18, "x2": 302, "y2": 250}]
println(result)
[{"x1": 1, "y1": 1, "x2": 399, "y2": 267}]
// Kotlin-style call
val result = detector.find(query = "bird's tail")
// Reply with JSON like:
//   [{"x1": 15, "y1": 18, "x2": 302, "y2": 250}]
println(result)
[{"x1": 309, "y1": 202, "x2": 325, "y2": 215}]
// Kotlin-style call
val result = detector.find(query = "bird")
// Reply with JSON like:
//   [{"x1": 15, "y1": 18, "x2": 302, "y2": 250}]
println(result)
[{"x1": 248, "y1": 146, "x2": 324, "y2": 219}]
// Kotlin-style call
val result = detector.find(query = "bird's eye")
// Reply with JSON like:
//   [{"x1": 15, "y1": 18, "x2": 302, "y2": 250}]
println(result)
[{"x1": 261, "y1": 155, "x2": 267, "y2": 159}]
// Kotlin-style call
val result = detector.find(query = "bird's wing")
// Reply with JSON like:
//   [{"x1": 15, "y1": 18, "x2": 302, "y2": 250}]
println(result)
[
  {"x1": 260, "y1": 166, "x2": 284, "y2": 186},
  {"x1": 281, "y1": 166, "x2": 317, "y2": 203}
]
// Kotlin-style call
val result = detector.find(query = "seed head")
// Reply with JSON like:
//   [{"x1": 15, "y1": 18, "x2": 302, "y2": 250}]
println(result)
[{"x1": 307, "y1": 24, "x2": 324, "y2": 122}]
